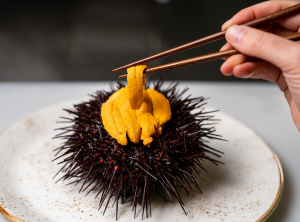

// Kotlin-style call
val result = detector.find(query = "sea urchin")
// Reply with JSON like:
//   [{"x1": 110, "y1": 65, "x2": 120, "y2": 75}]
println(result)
[{"x1": 53, "y1": 76, "x2": 224, "y2": 220}]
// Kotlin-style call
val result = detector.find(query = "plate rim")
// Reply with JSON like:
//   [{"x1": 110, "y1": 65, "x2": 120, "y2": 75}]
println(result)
[
  {"x1": 0, "y1": 102, "x2": 284, "y2": 222},
  {"x1": 253, "y1": 137, "x2": 284, "y2": 222}
]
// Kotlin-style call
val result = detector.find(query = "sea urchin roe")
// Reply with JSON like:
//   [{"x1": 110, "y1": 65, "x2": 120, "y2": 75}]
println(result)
[
  {"x1": 136, "y1": 89, "x2": 161, "y2": 146},
  {"x1": 101, "y1": 89, "x2": 127, "y2": 145},
  {"x1": 101, "y1": 65, "x2": 171, "y2": 146},
  {"x1": 127, "y1": 65, "x2": 147, "y2": 110},
  {"x1": 117, "y1": 87, "x2": 141, "y2": 144},
  {"x1": 146, "y1": 88, "x2": 171, "y2": 127}
]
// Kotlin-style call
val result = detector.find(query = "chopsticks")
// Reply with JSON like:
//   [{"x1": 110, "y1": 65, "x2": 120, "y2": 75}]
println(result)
[
  {"x1": 114, "y1": 3, "x2": 300, "y2": 78},
  {"x1": 118, "y1": 32, "x2": 300, "y2": 78}
]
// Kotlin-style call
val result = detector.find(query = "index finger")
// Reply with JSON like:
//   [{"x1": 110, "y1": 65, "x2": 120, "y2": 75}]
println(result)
[{"x1": 222, "y1": 0, "x2": 300, "y2": 31}]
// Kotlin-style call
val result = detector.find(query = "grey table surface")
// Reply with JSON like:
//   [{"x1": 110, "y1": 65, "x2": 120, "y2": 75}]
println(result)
[{"x1": 0, "y1": 82, "x2": 299, "y2": 222}]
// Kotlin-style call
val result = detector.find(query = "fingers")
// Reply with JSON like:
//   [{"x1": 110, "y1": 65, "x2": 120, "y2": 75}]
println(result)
[
  {"x1": 225, "y1": 25, "x2": 300, "y2": 111},
  {"x1": 221, "y1": 57, "x2": 288, "y2": 92},
  {"x1": 225, "y1": 25, "x2": 300, "y2": 73},
  {"x1": 221, "y1": 0, "x2": 300, "y2": 131},
  {"x1": 220, "y1": 54, "x2": 247, "y2": 75},
  {"x1": 277, "y1": 9, "x2": 300, "y2": 31},
  {"x1": 270, "y1": 23, "x2": 295, "y2": 36},
  {"x1": 222, "y1": 0, "x2": 298, "y2": 31},
  {"x1": 220, "y1": 42, "x2": 234, "y2": 60},
  {"x1": 221, "y1": 57, "x2": 282, "y2": 82},
  {"x1": 220, "y1": 42, "x2": 232, "y2": 51},
  {"x1": 219, "y1": 23, "x2": 292, "y2": 61},
  {"x1": 234, "y1": 61, "x2": 281, "y2": 81}
]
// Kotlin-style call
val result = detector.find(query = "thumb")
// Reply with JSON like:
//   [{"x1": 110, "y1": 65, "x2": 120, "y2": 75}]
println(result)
[
  {"x1": 226, "y1": 25, "x2": 300, "y2": 110},
  {"x1": 225, "y1": 25, "x2": 300, "y2": 73}
]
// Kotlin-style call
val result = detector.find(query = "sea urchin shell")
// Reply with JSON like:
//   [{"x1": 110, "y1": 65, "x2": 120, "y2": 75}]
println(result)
[{"x1": 53, "y1": 76, "x2": 224, "y2": 220}]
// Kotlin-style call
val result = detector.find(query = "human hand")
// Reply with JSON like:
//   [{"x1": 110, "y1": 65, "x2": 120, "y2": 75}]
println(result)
[{"x1": 220, "y1": 0, "x2": 300, "y2": 131}]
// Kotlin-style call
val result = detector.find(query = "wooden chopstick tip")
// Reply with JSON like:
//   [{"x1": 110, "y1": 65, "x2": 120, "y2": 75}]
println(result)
[
  {"x1": 119, "y1": 74, "x2": 127, "y2": 79},
  {"x1": 112, "y1": 68, "x2": 121, "y2": 73}
]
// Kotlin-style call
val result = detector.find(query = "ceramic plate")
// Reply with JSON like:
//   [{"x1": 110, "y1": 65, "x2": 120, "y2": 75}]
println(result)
[{"x1": 0, "y1": 99, "x2": 283, "y2": 222}]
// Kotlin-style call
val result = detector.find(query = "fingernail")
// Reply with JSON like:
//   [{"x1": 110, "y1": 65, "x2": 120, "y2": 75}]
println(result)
[
  {"x1": 243, "y1": 73, "x2": 253, "y2": 79},
  {"x1": 222, "y1": 20, "x2": 231, "y2": 30},
  {"x1": 222, "y1": 57, "x2": 229, "y2": 60},
  {"x1": 220, "y1": 44, "x2": 228, "y2": 51},
  {"x1": 226, "y1": 25, "x2": 246, "y2": 43}
]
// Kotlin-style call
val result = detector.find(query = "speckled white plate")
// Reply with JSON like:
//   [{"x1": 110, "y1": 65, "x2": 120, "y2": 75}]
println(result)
[{"x1": 0, "y1": 99, "x2": 283, "y2": 222}]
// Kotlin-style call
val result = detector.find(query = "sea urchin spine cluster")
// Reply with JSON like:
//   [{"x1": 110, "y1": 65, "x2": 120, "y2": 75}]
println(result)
[{"x1": 53, "y1": 76, "x2": 224, "y2": 220}]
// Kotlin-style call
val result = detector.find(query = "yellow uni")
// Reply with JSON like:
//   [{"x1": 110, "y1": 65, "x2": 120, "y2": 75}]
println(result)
[
  {"x1": 146, "y1": 88, "x2": 171, "y2": 128},
  {"x1": 117, "y1": 87, "x2": 141, "y2": 144},
  {"x1": 127, "y1": 65, "x2": 147, "y2": 110},
  {"x1": 101, "y1": 65, "x2": 172, "y2": 146},
  {"x1": 101, "y1": 90, "x2": 127, "y2": 145}
]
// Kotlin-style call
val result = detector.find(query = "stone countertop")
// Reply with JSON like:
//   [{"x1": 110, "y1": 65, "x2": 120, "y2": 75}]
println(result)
[{"x1": 0, "y1": 82, "x2": 299, "y2": 222}]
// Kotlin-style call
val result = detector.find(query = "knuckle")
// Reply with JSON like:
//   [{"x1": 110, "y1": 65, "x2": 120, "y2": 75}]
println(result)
[
  {"x1": 240, "y1": 7, "x2": 256, "y2": 20},
  {"x1": 250, "y1": 32, "x2": 269, "y2": 51}
]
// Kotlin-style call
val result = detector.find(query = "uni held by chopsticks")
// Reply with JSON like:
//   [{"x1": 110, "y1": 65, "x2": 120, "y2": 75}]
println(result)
[{"x1": 115, "y1": 3, "x2": 300, "y2": 79}]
